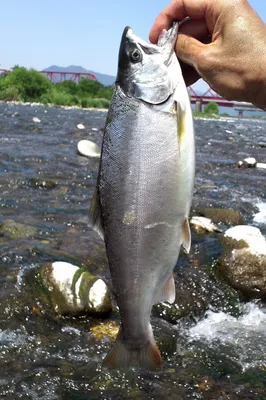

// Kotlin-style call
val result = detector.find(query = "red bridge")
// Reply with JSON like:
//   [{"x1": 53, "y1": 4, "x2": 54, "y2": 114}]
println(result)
[
  {"x1": 0, "y1": 68, "x2": 97, "y2": 84},
  {"x1": 41, "y1": 70, "x2": 97, "y2": 83},
  {"x1": 0, "y1": 68, "x2": 261, "y2": 116}
]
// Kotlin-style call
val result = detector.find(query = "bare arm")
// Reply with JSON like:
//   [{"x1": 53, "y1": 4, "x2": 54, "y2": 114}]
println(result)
[{"x1": 150, "y1": 0, "x2": 266, "y2": 110}]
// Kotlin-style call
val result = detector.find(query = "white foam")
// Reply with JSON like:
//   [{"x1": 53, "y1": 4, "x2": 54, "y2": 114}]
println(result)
[
  {"x1": 187, "y1": 303, "x2": 266, "y2": 370},
  {"x1": 254, "y1": 202, "x2": 266, "y2": 224}
]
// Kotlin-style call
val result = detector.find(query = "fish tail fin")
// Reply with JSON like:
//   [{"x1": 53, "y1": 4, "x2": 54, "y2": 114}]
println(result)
[{"x1": 102, "y1": 327, "x2": 162, "y2": 370}]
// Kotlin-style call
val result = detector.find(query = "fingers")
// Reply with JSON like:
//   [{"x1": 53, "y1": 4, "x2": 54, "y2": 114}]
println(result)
[
  {"x1": 179, "y1": 61, "x2": 201, "y2": 86},
  {"x1": 176, "y1": 34, "x2": 206, "y2": 66},
  {"x1": 150, "y1": 0, "x2": 209, "y2": 43},
  {"x1": 179, "y1": 18, "x2": 210, "y2": 41}
]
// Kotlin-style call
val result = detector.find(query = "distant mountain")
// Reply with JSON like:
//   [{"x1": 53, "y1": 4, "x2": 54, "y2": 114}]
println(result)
[{"x1": 43, "y1": 65, "x2": 115, "y2": 86}]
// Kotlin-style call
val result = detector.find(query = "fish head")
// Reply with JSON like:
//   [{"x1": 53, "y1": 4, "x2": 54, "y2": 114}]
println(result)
[{"x1": 116, "y1": 23, "x2": 181, "y2": 105}]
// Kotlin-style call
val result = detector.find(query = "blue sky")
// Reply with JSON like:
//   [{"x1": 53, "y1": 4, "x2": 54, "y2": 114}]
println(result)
[{"x1": 1, "y1": 0, "x2": 265, "y2": 93}]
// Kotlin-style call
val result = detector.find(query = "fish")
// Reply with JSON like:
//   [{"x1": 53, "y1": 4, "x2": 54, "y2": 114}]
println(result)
[{"x1": 88, "y1": 22, "x2": 195, "y2": 370}]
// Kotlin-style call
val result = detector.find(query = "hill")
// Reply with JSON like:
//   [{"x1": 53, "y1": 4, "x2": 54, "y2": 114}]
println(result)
[{"x1": 43, "y1": 65, "x2": 115, "y2": 86}]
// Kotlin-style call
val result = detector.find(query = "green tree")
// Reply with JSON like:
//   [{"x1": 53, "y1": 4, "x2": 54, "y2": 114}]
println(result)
[
  {"x1": 77, "y1": 78, "x2": 103, "y2": 97},
  {"x1": 97, "y1": 85, "x2": 113, "y2": 100},
  {"x1": 204, "y1": 101, "x2": 219, "y2": 114},
  {"x1": 56, "y1": 80, "x2": 77, "y2": 95},
  {"x1": 0, "y1": 67, "x2": 52, "y2": 101}
]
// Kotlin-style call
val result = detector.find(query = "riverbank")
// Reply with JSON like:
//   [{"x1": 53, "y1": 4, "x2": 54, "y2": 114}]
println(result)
[{"x1": 0, "y1": 99, "x2": 108, "y2": 112}]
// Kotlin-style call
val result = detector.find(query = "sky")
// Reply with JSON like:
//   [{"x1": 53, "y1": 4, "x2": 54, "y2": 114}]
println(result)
[{"x1": 1, "y1": 0, "x2": 266, "y2": 94}]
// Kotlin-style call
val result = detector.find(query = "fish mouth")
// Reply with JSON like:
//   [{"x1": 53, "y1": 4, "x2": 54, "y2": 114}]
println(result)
[
  {"x1": 121, "y1": 23, "x2": 178, "y2": 65},
  {"x1": 123, "y1": 26, "x2": 161, "y2": 54}
]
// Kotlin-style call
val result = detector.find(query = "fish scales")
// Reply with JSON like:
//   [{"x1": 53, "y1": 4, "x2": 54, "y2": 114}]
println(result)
[{"x1": 89, "y1": 23, "x2": 195, "y2": 369}]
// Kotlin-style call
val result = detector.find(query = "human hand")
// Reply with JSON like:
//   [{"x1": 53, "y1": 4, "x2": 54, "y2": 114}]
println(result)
[{"x1": 150, "y1": 0, "x2": 266, "y2": 109}]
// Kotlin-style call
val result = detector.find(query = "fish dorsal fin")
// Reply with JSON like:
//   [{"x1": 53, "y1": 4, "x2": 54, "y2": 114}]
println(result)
[
  {"x1": 88, "y1": 186, "x2": 104, "y2": 240},
  {"x1": 182, "y1": 218, "x2": 191, "y2": 254},
  {"x1": 153, "y1": 275, "x2": 176, "y2": 305}
]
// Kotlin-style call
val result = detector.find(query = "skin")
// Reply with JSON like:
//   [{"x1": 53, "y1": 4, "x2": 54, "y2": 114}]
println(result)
[{"x1": 149, "y1": 0, "x2": 266, "y2": 110}]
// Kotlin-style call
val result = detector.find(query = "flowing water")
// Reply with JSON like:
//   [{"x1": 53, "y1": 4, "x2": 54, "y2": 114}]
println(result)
[{"x1": 0, "y1": 102, "x2": 266, "y2": 399}]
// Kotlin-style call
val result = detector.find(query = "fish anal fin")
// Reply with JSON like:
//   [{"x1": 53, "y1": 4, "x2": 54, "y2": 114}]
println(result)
[
  {"x1": 102, "y1": 327, "x2": 162, "y2": 370},
  {"x1": 182, "y1": 218, "x2": 191, "y2": 254},
  {"x1": 153, "y1": 275, "x2": 176, "y2": 305},
  {"x1": 88, "y1": 187, "x2": 104, "y2": 240}
]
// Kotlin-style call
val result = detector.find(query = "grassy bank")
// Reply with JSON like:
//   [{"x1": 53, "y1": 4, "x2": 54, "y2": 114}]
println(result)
[{"x1": 0, "y1": 66, "x2": 113, "y2": 109}]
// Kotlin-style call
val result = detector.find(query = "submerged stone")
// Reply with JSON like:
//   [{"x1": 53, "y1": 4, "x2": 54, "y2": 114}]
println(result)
[
  {"x1": 0, "y1": 219, "x2": 39, "y2": 239},
  {"x1": 28, "y1": 178, "x2": 57, "y2": 189},
  {"x1": 197, "y1": 207, "x2": 243, "y2": 225}
]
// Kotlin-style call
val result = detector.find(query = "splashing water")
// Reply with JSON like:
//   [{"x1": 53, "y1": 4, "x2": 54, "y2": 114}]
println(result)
[{"x1": 187, "y1": 303, "x2": 266, "y2": 370}]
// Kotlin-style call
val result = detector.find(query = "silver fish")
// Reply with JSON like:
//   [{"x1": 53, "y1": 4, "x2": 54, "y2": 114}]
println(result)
[{"x1": 88, "y1": 23, "x2": 195, "y2": 369}]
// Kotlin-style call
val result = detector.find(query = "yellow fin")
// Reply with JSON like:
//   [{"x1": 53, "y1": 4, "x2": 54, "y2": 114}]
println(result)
[
  {"x1": 175, "y1": 101, "x2": 186, "y2": 145},
  {"x1": 182, "y1": 218, "x2": 191, "y2": 254}
]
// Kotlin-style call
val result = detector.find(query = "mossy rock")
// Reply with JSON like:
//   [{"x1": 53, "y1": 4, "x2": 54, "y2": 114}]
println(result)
[
  {"x1": 197, "y1": 208, "x2": 243, "y2": 225},
  {"x1": 32, "y1": 262, "x2": 113, "y2": 315},
  {"x1": 0, "y1": 219, "x2": 39, "y2": 239},
  {"x1": 28, "y1": 178, "x2": 57, "y2": 189},
  {"x1": 217, "y1": 249, "x2": 266, "y2": 299}
]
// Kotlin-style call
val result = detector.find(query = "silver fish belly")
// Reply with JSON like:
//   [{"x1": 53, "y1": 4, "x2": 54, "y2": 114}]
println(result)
[{"x1": 88, "y1": 23, "x2": 195, "y2": 369}]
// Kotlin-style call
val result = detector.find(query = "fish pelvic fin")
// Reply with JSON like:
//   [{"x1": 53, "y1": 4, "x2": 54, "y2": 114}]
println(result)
[
  {"x1": 153, "y1": 275, "x2": 176, "y2": 305},
  {"x1": 102, "y1": 327, "x2": 162, "y2": 370},
  {"x1": 88, "y1": 186, "x2": 104, "y2": 240},
  {"x1": 182, "y1": 218, "x2": 191, "y2": 254}
]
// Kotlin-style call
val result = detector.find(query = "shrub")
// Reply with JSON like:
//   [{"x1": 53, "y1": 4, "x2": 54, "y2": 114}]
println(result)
[
  {"x1": 1, "y1": 67, "x2": 52, "y2": 101},
  {"x1": 55, "y1": 80, "x2": 77, "y2": 95},
  {"x1": 204, "y1": 102, "x2": 219, "y2": 114},
  {"x1": 0, "y1": 87, "x2": 21, "y2": 101},
  {"x1": 77, "y1": 78, "x2": 103, "y2": 97},
  {"x1": 81, "y1": 99, "x2": 88, "y2": 108},
  {"x1": 86, "y1": 98, "x2": 110, "y2": 109}
]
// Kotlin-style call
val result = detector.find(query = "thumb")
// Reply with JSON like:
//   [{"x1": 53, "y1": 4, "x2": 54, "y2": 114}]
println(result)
[{"x1": 176, "y1": 34, "x2": 206, "y2": 68}]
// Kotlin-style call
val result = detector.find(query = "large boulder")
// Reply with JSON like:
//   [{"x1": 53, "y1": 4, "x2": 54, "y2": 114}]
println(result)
[
  {"x1": 33, "y1": 261, "x2": 112, "y2": 315},
  {"x1": 196, "y1": 207, "x2": 243, "y2": 225},
  {"x1": 218, "y1": 226, "x2": 266, "y2": 298}
]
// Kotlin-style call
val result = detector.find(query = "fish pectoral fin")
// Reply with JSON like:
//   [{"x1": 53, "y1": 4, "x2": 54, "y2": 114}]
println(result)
[
  {"x1": 153, "y1": 275, "x2": 176, "y2": 305},
  {"x1": 182, "y1": 218, "x2": 191, "y2": 254},
  {"x1": 102, "y1": 327, "x2": 162, "y2": 370},
  {"x1": 88, "y1": 186, "x2": 104, "y2": 240},
  {"x1": 174, "y1": 101, "x2": 186, "y2": 146}
]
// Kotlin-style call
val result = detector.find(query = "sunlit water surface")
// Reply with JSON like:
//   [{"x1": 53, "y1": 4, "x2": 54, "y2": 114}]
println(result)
[{"x1": 0, "y1": 103, "x2": 266, "y2": 399}]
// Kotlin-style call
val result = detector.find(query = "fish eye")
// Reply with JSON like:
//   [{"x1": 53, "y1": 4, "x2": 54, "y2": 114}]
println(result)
[{"x1": 130, "y1": 49, "x2": 142, "y2": 63}]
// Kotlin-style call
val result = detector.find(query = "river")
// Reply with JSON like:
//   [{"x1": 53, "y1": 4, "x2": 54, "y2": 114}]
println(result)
[{"x1": 0, "y1": 102, "x2": 266, "y2": 399}]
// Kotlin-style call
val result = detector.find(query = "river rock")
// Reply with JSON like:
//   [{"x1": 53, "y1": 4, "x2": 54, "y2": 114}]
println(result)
[
  {"x1": 0, "y1": 219, "x2": 39, "y2": 239},
  {"x1": 77, "y1": 140, "x2": 101, "y2": 158},
  {"x1": 238, "y1": 157, "x2": 257, "y2": 168},
  {"x1": 190, "y1": 216, "x2": 221, "y2": 233},
  {"x1": 218, "y1": 226, "x2": 266, "y2": 298},
  {"x1": 29, "y1": 178, "x2": 57, "y2": 189},
  {"x1": 197, "y1": 207, "x2": 243, "y2": 225},
  {"x1": 221, "y1": 225, "x2": 266, "y2": 251},
  {"x1": 35, "y1": 261, "x2": 112, "y2": 315},
  {"x1": 32, "y1": 117, "x2": 41, "y2": 123},
  {"x1": 256, "y1": 163, "x2": 266, "y2": 169},
  {"x1": 77, "y1": 123, "x2": 85, "y2": 130}
]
